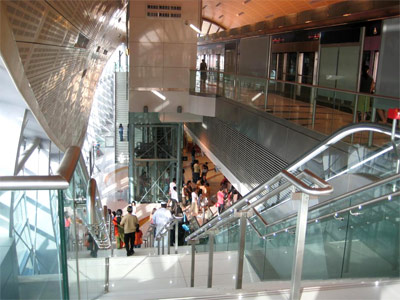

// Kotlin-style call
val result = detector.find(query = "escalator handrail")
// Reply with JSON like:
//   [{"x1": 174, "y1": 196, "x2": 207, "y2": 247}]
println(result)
[
  {"x1": 287, "y1": 123, "x2": 400, "y2": 172},
  {"x1": 186, "y1": 123, "x2": 399, "y2": 241},
  {"x1": 0, "y1": 146, "x2": 82, "y2": 190},
  {"x1": 258, "y1": 172, "x2": 400, "y2": 230}
]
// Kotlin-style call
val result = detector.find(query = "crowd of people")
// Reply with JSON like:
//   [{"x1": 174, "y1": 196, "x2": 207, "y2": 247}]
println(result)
[{"x1": 110, "y1": 143, "x2": 241, "y2": 255}]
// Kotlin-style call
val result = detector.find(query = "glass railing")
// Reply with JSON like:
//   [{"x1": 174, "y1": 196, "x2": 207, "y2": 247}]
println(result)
[
  {"x1": 190, "y1": 70, "x2": 400, "y2": 139},
  {"x1": 182, "y1": 123, "x2": 399, "y2": 297},
  {"x1": 0, "y1": 146, "x2": 111, "y2": 300}
]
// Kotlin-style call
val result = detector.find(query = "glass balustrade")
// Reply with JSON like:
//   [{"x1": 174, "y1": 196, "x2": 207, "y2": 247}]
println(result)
[
  {"x1": 0, "y1": 150, "x2": 110, "y2": 299},
  {"x1": 194, "y1": 176, "x2": 400, "y2": 282},
  {"x1": 190, "y1": 70, "x2": 399, "y2": 141}
]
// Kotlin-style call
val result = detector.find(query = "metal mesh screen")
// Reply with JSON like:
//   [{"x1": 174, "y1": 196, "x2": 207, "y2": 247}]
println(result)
[{"x1": 187, "y1": 117, "x2": 288, "y2": 189}]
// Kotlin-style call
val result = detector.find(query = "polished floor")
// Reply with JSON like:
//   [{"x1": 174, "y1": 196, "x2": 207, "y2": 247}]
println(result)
[{"x1": 96, "y1": 247, "x2": 400, "y2": 300}]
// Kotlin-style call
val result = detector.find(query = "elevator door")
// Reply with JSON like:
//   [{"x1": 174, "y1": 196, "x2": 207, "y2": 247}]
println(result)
[{"x1": 298, "y1": 52, "x2": 315, "y2": 84}]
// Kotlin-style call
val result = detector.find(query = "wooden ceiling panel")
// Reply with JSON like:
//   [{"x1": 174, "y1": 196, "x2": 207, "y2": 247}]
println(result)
[{"x1": 202, "y1": 0, "x2": 345, "y2": 29}]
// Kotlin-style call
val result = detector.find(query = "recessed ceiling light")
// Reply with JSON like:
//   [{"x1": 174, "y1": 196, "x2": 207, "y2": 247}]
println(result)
[
  {"x1": 305, "y1": 20, "x2": 312, "y2": 24},
  {"x1": 343, "y1": 13, "x2": 351, "y2": 17},
  {"x1": 237, "y1": 12, "x2": 244, "y2": 16}
]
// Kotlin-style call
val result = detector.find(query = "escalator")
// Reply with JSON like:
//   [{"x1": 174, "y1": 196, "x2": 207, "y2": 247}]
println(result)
[{"x1": 186, "y1": 123, "x2": 400, "y2": 286}]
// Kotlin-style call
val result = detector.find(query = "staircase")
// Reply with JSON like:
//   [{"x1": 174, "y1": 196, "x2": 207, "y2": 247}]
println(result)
[
  {"x1": 98, "y1": 247, "x2": 400, "y2": 300},
  {"x1": 115, "y1": 72, "x2": 129, "y2": 164}
]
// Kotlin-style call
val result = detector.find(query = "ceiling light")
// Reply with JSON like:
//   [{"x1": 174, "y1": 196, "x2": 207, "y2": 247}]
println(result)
[
  {"x1": 189, "y1": 24, "x2": 201, "y2": 34},
  {"x1": 343, "y1": 13, "x2": 351, "y2": 17},
  {"x1": 151, "y1": 90, "x2": 166, "y2": 100},
  {"x1": 251, "y1": 92, "x2": 263, "y2": 101},
  {"x1": 202, "y1": 123, "x2": 208, "y2": 129},
  {"x1": 305, "y1": 20, "x2": 312, "y2": 24}
]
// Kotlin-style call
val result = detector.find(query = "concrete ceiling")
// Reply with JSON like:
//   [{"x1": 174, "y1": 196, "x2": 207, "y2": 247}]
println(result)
[{"x1": 202, "y1": 0, "x2": 345, "y2": 29}]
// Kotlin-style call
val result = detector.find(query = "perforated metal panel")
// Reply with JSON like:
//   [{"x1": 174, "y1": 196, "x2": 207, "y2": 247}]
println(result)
[
  {"x1": 187, "y1": 117, "x2": 288, "y2": 189},
  {"x1": 3, "y1": 0, "x2": 126, "y2": 150}
]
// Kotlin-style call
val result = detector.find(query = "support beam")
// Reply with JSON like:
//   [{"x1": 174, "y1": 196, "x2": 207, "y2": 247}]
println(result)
[{"x1": 15, "y1": 138, "x2": 41, "y2": 175}]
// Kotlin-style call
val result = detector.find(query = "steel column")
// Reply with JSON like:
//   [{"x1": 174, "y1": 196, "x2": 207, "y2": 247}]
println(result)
[
  {"x1": 207, "y1": 232, "x2": 214, "y2": 288},
  {"x1": 175, "y1": 220, "x2": 179, "y2": 254},
  {"x1": 290, "y1": 193, "x2": 310, "y2": 300},
  {"x1": 167, "y1": 228, "x2": 171, "y2": 255},
  {"x1": 176, "y1": 124, "x2": 183, "y2": 202},
  {"x1": 190, "y1": 242, "x2": 196, "y2": 287},
  {"x1": 236, "y1": 212, "x2": 247, "y2": 289},
  {"x1": 105, "y1": 257, "x2": 110, "y2": 293}
]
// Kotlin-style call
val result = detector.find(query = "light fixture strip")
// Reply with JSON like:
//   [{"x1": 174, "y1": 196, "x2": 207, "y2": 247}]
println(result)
[
  {"x1": 189, "y1": 24, "x2": 201, "y2": 34},
  {"x1": 251, "y1": 92, "x2": 263, "y2": 101},
  {"x1": 151, "y1": 90, "x2": 166, "y2": 100}
]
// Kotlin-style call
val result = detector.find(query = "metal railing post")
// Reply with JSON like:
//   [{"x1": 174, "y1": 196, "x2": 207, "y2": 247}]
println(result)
[
  {"x1": 236, "y1": 212, "x2": 247, "y2": 289},
  {"x1": 190, "y1": 241, "x2": 196, "y2": 287},
  {"x1": 162, "y1": 236, "x2": 165, "y2": 255},
  {"x1": 175, "y1": 220, "x2": 179, "y2": 254},
  {"x1": 157, "y1": 238, "x2": 160, "y2": 255},
  {"x1": 207, "y1": 232, "x2": 214, "y2": 288},
  {"x1": 105, "y1": 257, "x2": 110, "y2": 293},
  {"x1": 290, "y1": 192, "x2": 310, "y2": 300},
  {"x1": 167, "y1": 228, "x2": 171, "y2": 255}
]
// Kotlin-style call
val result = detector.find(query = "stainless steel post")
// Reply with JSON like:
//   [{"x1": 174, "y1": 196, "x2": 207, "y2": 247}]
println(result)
[
  {"x1": 207, "y1": 232, "x2": 214, "y2": 288},
  {"x1": 167, "y1": 228, "x2": 171, "y2": 255},
  {"x1": 290, "y1": 193, "x2": 310, "y2": 300},
  {"x1": 190, "y1": 242, "x2": 195, "y2": 287},
  {"x1": 105, "y1": 257, "x2": 110, "y2": 293},
  {"x1": 157, "y1": 238, "x2": 160, "y2": 255},
  {"x1": 175, "y1": 220, "x2": 179, "y2": 254},
  {"x1": 236, "y1": 212, "x2": 247, "y2": 289},
  {"x1": 162, "y1": 236, "x2": 165, "y2": 255}
]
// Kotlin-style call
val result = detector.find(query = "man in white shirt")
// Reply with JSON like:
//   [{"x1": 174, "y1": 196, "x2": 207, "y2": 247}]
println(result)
[{"x1": 152, "y1": 202, "x2": 172, "y2": 246}]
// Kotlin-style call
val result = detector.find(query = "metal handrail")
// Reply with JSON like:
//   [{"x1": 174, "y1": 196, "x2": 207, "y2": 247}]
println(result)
[
  {"x1": 155, "y1": 216, "x2": 183, "y2": 240},
  {"x1": 186, "y1": 123, "x2": 399, "y2": 242},
  {"x1": 87, "y1": 179, "x2": 111, "y2": 249},
  {"x1": 190, "y1": 69, "x2": 400, "y2": 102},
  {"x1": 187, "y1": 169, "x2": 332, "y2": 241},
  {"x1": 256, "y1": 172, "x2": 400, "y2": 230},
  {"x1": 259, "y1": 190, "x2": 400, "y2": 239},
  {"x1": 0, "y1": 146, "x2": 81, "y2": 190}
]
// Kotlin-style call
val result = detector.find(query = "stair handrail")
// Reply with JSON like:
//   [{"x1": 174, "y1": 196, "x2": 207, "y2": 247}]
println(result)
[
  {"x1": 186, "y1": 123, "x2": 399, "y2": 242},
  {"x1": 0, "y1": 146, "x2": 82, "y2": 190},
  {"x1": 188, "y1": 169, "x2": 332, "y2": 240}
]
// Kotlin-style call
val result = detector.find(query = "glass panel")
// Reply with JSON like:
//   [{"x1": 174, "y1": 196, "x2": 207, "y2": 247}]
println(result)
[{"x1": 60, "y1": 162, "x2": 111, "y2": 300}]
